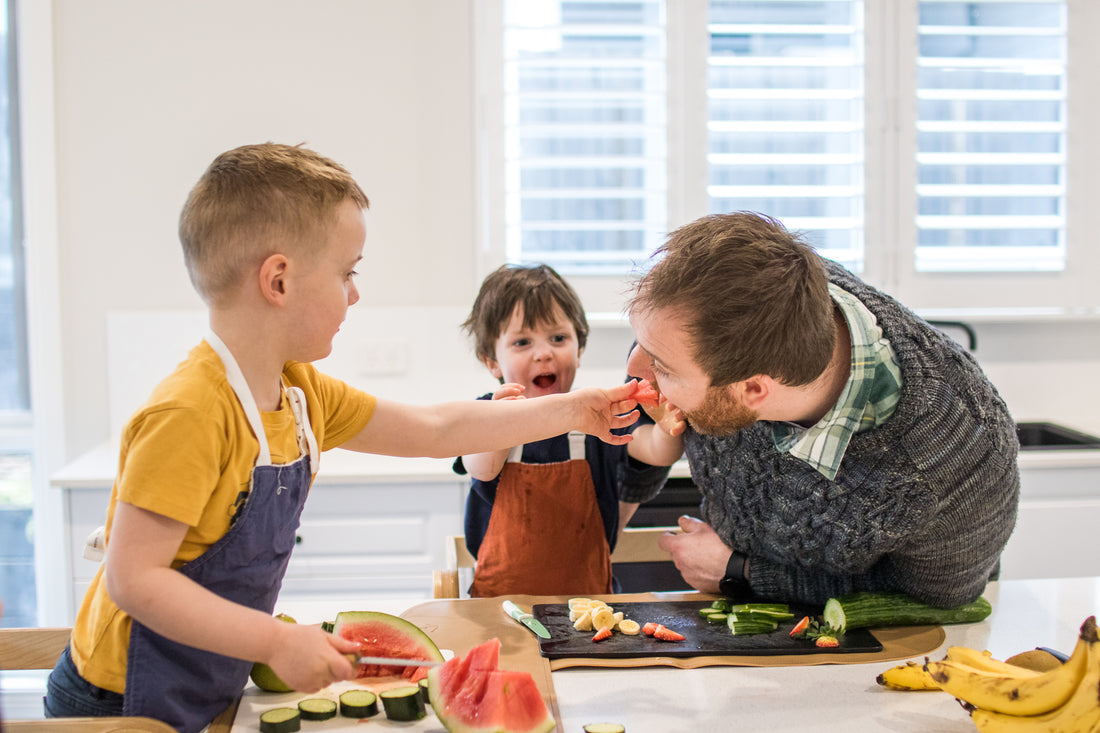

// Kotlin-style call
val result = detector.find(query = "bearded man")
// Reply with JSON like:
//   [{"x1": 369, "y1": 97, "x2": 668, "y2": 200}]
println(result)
[{"x1": 624, "y1": 212, "x2": 1019, "y2": 608}]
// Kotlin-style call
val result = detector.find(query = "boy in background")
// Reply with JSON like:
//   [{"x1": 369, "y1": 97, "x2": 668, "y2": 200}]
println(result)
[
  {"x1": 44, "y1": 144, "x2": 645, "y2": 733},
  {"x1": 456, "y1": 264, "x2": 685, "y2": 597}
]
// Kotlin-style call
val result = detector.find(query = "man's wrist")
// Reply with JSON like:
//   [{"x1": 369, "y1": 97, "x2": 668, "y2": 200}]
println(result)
[{"x1": 718, "y1": 550, "x2": 749, "y2": 597}]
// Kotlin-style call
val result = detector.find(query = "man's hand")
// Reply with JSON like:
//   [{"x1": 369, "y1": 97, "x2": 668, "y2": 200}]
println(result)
[{"x1": 657, "y1": 515, "x2": 732, "y2": 593}]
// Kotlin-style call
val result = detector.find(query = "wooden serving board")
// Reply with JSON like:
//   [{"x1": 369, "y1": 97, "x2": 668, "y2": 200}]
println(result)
[{"x1": 534, "y1": 600, "x2": 882, "y2": 660}]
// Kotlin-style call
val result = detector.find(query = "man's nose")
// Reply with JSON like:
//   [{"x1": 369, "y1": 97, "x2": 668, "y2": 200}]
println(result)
[{"x1": 626, "y1": 343, "x2": 651, "y2": 380}]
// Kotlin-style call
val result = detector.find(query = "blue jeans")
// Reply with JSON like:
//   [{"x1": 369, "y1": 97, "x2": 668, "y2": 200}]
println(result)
[{"x1": 43, "y1": 645, "x2": 124, "y2": 718}]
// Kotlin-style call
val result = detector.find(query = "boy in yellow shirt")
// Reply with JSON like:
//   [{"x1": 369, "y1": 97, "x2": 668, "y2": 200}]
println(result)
[{"x1": 44, "y1": 143, "x2": 644, "y2": 733}]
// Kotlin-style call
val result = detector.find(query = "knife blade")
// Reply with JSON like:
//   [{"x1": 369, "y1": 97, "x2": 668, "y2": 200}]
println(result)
[
  {"x1": 348, "y1": 654, "x2": 442, "y2": 668},
  {"x1": 502, "y1": 600, "x2": 551, "y2": 639}
]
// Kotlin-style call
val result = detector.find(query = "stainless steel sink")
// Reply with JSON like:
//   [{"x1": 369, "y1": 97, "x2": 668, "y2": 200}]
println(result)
[{"x1": 1016, "y1": 421, "x2": 1100, "y2": 450}]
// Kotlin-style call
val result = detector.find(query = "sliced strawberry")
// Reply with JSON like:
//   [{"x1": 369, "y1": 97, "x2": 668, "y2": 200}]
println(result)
[
  {"x1": 653, "y1": 624, "x2": 685, "y2": 642},
  {"x1": 789, "y1": 616, "x2": 811, "y2": 637},
  {"x1": 632, "y1": 379, "x2": 661, "y2": 407},
  {"x1": 592, "y1": 626, "x2": 612, "y2": 642},
  {"x1": 641, "y1": 622, "x2": 658, "y2": 636}
]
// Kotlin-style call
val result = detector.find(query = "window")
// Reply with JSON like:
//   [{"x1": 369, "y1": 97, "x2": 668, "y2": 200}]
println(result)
[
  {"x1": 915, "y1": 0, "x2": 1066, "y2": 272},
  {"x1": 500, "y1": 0, "x2": 668, "y2": 274},
  {"x1": 478, "y1": 0, "x2": 1079, "y2": 315},
  {"x1": 0, "y1": 0, "x2": 34, "y2": 628}
]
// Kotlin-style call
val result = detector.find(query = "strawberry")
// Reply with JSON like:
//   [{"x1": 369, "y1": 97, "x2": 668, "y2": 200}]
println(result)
[
  {"x1": 815, "y1": 635, "x2": 839, "y2": 648},
  {"x1": 641, "y1": 622, "x2": 658, "y2": 636},
  {"x1": 592, "y1": 626, "x2": 612, "y2": 642},
  {"x1": 789, "y1": 616, "x2": 811, "y2": 637},
  {"x1": 653, "y1": 624, "x2": 685, "y2": 642}
]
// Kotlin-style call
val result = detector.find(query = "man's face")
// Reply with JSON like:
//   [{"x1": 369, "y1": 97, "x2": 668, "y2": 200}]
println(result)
[{"x1": 627, "y1": 306, "x2": 759, "y2": 436}]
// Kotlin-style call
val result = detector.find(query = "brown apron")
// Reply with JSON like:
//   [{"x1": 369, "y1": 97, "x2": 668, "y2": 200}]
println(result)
[{"x1": 469, "y1": 432, "x2": 614, "y2": 597}]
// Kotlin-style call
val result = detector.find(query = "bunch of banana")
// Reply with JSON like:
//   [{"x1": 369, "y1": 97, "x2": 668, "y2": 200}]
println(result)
[{"x1": 925, "y1": 615, "x2": 1099, "y2": 732}]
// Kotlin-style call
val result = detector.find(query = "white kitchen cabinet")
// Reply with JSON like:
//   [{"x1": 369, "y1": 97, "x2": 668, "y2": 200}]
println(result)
[
  {"x1": 52, "y1": 445, "x2": 465, "y2": 623},
  {"x1": 999, "y1": 453, "x2": 1100, "y2": 580}
]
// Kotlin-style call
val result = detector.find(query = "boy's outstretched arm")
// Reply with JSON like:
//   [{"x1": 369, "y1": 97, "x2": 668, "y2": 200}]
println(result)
[
  {"x1": 342, "y1": 381, "x2": 640, "y2": 458},
  {"x1": 105, "y1": 501, "x2": 360, "y2": 693},
  {"x1": 462, "y1": 382, "x2": 525, "y2": 481}
]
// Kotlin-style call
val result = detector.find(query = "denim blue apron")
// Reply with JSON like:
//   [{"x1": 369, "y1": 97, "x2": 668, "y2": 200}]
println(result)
[{"x1": 122, "y1": 332, "x2": 319, "y2": 733}]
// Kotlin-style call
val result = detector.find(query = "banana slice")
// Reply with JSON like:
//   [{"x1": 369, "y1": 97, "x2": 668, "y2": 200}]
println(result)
[
  {"x1": 572, "y1": 609, "x2": 594, "y2": 632},
  {"x1": 591, "y1": 607, "x2": 615, "y2": 632},
  {"x1": 618, "y1": 619, "x2": 641, "y2": 635}
]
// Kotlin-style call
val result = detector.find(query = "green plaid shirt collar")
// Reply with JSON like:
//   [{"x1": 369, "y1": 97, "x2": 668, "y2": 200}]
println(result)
[{"x1": 772, "y1": 283, "x2": 903, "y2": 480}]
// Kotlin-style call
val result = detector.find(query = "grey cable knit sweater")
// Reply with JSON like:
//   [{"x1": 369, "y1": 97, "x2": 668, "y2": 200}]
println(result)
[{"x1": 623, "y1": 261, "x2": 1020, "y2": 608}]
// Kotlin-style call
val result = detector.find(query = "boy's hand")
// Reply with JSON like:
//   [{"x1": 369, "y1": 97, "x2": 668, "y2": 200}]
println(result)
[
  {"x1": 492, "y1": 383, "x2": 526, "y2": 401},
  {"x1": 573, "y1": 382, "x2": 642, "y2": 445},
  {"x1": 644, "y1": 398, "x2": 687, "y2": 438},
  {"x1": 266, "y1": 619, "x2": 359, "y2": 694}
]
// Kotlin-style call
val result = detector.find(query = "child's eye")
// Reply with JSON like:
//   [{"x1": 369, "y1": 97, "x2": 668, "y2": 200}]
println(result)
[
  {"x1": 550, "y1": 334, "x2": 569, "y2": 344},
  {"x1": 651, "y1": 363, "x2": 670, "y2": 378},
  {"x1": 346, "y1": 269, "x2": 359, "y2": 280},
  {"x1": 512, "y1": 338, "x2": 531, "y2": 348}
]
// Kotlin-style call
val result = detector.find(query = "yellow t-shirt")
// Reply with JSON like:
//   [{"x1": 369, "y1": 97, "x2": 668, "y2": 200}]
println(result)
[{"x1": 70, "y1": 341, "x2": 376, "y2": 693}]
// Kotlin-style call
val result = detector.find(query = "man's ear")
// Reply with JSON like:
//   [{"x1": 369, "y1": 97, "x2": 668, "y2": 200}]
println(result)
[
  {"x1": 737, "y1": 375, "x2": 772, "y2": 411},
  {"x1": 258, "y1": 253, "x2": 289, "y2": 304}
]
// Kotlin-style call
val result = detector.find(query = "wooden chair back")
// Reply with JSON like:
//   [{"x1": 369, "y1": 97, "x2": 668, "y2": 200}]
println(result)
[
  {"x1": 431, "y1": 526, "x2": 676, "y2": 598},
  {"x1": 0, "y1": 627, "x2": 179, "y2": 733}
]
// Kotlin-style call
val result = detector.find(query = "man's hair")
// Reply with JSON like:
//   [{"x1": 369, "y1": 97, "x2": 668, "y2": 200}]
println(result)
[
  {"x1": 179, "y1": 142, "x2": 370, "y2": 303},
  {"x1": 630, "y1": 212, "x2": 835, "y2": 387},
  {"x1": 463, "y1": 264, "x2": 589, "y2": 364}
]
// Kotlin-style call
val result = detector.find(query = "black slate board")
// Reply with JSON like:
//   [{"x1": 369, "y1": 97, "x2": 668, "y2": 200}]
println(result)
[{"x1": 533, "y1": 601, "x2": 882, "y2": 659}]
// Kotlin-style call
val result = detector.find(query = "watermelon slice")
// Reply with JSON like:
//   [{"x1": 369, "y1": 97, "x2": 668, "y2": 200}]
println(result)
[
  {"x1": 331, "y1": 611, "x2": 444, "y2": 682},
  {"x1": 428, "y1": 638, "x2": 555, "y2": 733},
  {"x1": 632, "y1": 378, "x2": 661, "y2": 407}
]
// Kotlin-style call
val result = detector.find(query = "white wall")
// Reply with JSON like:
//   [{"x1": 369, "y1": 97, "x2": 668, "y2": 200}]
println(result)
[{"x1": 41, "y1": 0, "x2": 1100, "y2": 463}]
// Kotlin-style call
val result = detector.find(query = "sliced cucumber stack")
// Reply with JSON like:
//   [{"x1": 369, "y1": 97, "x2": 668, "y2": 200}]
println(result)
[
  {"x1": 259, "y1": 707, "x2": 301, "y2": 733},
  {"x1": 380, "y1": 685, "x2": 426, "y2": 721},
  {"x1": 339, "y1": 689, "x2": 379, "y2": 718},
  {"x1": 297, "y1": 697, "x2": 337, "y2": 721}
]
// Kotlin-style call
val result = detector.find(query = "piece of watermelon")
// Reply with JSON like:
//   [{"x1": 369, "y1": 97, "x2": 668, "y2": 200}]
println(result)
[
  {"x1": 331, "y1": 611, "x2": 444, "y2": 682},
  {"x1": 632, "y1": 378, "x2": 661, "y2": 407},
  {"x1": 428, "y1": 638, "x2": 555, "y2": 733}
]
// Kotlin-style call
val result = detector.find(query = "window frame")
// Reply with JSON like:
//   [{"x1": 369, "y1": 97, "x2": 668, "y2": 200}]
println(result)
[{"x1": 476, "y1": 0, "x2": 1097, "y2": 322}]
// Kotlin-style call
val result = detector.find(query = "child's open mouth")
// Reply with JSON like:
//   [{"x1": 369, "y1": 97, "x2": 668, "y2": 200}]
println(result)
[{"x1": 532, "y1": 373, "x2": 557, "y2": 389}]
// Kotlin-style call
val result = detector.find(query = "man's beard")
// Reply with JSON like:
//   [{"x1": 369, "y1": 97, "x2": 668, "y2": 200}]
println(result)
[{"x1": 685, "y1": 384, "x2": 759, "y2": 436}]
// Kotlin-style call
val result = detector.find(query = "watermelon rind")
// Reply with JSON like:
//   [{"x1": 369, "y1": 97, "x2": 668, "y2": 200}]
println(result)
[
  {"x1": 331, "y1": 611, "x2": 443, "y2": 680},
  {"x1": 428, "y1": 639, "x2": 556, "y2": 733}
]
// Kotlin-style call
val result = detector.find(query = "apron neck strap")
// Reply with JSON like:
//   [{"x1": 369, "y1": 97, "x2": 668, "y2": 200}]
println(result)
[{"x1": 205, "y1": 331, "x2": 319, "y2": 473}]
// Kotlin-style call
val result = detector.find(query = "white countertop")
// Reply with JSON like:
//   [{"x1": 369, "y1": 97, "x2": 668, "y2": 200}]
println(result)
[
  {"x1": 228, "y1": 577, "x2": 1100, "y2": 733},
  {"x1": 51, "y1": 429, "x2": 1100, "y2": 491}
]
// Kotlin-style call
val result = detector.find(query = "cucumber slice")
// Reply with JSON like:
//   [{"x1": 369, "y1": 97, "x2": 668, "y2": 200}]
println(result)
[
  {"x1": 705, "y1": 612, "x2": 729, "y2": 624},
  {"x1": 730, "y1": 603, "x2": 794, "y2": 619},
  {"x1": 710, "y1": 599, "x2": 732, "y2": 613},
  {"x1": 297, "y1": 697, "x2": 337, "y2": 721},
  {"x1": 380, "y1": 685, "x2": 426, "y2": 721},
  {"x1": 259, "y1": 707, "x2": 301, "y2": 733},
  {"x1": 418, "y1": 676, "x2": 431, "y2": 704},
  {"x1": 339, "y1": 689, "x2": 378, "y2": 718}
]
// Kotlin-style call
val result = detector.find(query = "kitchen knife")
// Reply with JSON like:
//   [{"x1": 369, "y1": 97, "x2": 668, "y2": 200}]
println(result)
[
  {"x1": 347, "y1": 654, "x2": 442, "y2": 668},
  {"x1": 502, "y1": 600, "x2": 551, "y2": 639}
]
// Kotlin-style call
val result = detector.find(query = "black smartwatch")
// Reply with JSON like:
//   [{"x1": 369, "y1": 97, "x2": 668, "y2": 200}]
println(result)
[{"x1": 718, "y1": 550, "x2": 749, "y2": 598}]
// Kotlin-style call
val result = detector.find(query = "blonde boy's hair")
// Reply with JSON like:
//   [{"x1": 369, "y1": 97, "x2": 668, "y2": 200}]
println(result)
[{"x1": 179, "y1": 142, "x2": 370, "y2": 304}]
